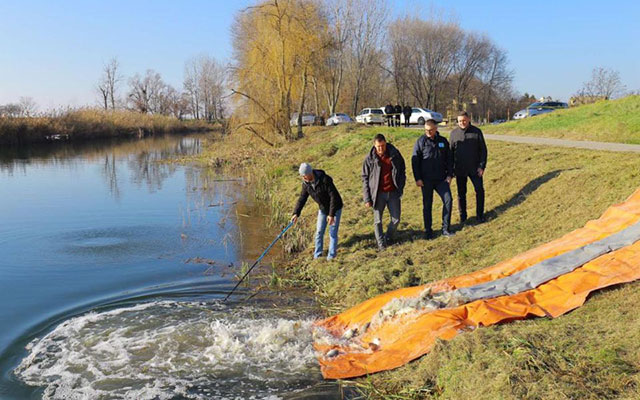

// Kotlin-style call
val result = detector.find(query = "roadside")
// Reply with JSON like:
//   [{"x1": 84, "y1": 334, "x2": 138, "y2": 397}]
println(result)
[{"x1": 193, "y1": 124, "x2": 640, "y2": 399}]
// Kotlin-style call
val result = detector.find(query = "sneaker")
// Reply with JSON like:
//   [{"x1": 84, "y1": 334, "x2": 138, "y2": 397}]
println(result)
[{"x1": 442, "y1": 230, "x2": 456, "y2": 237}]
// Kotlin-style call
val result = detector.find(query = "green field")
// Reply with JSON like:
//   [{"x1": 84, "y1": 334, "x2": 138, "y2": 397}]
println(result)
[
  {"x1": 198, "y1": 124, "x2": 640, "y2": 399},
  {"x1": 483, "y1": 95, "x2": 640, "y2": 144}
]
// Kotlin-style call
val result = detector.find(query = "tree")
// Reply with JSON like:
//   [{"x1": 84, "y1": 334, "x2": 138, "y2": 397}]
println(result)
[
  {"x1": 19, "y1": 97, "x2": 38, "y2": 117},
  {"x1": 96, "y1": 58, "x2": 122, "y2": 110},
  {"x1": 231, "y1": 0, "x2": 330, "y2": 143},
  {"x1": 578, "y1": 67, "x2": 626, "y2": 99},
  {"x1": 128, "y1": 70, "x2": 166, "y2": 114}
]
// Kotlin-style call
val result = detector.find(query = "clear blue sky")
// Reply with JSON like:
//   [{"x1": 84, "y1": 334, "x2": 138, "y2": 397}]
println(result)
[{"x1": 1, "y1": 0, "x2": 638, "y2": 110}]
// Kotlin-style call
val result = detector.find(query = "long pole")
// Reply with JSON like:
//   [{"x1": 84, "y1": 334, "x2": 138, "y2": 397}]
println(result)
[{"x1": 223, "y1": 220, "x2": 294, "y2": 302}]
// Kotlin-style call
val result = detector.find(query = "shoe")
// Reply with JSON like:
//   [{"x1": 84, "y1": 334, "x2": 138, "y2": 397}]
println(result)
[
  {"x1": 423, "y1": 231, "x2": 434, "y2": 240},
  {"x1": 460, "y1": 215, "x2": 467, "y2": 224},
  {"x1": 442, "y1": 230, "x2": 455, "y2": 237},
  {"x1": 477, "y1": 215, "x2": 486, "y2": 223}
]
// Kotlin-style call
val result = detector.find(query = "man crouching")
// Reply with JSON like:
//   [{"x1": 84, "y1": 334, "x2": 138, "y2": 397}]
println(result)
[{"x1": 291, "y1": 163, "x2": 344, "y2": 260}]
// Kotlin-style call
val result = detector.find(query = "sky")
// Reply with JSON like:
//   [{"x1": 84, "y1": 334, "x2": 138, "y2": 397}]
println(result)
[{"x1": 1, "y1": 0, "x2": 638, "y2": 110}]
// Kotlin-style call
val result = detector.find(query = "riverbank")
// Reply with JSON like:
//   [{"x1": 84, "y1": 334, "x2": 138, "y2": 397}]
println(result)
[
  {"x1": 0, "y1": 109, "x2": 215, "y2": 145},
  {"x1": 194, "y1": 124, "x2": 640, "y2": 399}
]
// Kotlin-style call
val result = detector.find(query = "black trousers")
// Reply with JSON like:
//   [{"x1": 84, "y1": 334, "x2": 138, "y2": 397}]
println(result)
[
  {"x1": 455, "y1": 173, "x2": 484, "y2": 219},
  {"x1": 394, "y1": 114, "x2": 400, "y2": 126},
  {"x1": 403, "y1": 114, "x2": 411, "y2": 127},
  {"x1": 421, "y1": 180, "x2": 452, "y2": 233}
]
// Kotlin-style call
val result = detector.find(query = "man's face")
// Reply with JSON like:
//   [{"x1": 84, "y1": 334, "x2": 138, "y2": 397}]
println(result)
[
  {"x1": 425, "y1": 122, "x2": 437, "y2": 136},
  {"x1": 457, "y1": 116, "x2": 470, "y2": 130},
  {"x1": 302, "y1": 173, "x2": 314, "y2": 183},
  {"x1": 374, "y1": 140, "x2": 387, "y2": 156}
]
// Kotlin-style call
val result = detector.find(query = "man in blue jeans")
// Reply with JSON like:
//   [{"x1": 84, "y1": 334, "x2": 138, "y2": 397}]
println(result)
[{"x1": 291, "y1": 163, "x2": 344, "y2": 260}]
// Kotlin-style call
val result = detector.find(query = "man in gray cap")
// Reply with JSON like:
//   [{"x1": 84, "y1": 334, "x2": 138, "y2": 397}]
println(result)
[{"x1": 291, "y1": 163, "x2": 344, "y2": 260}]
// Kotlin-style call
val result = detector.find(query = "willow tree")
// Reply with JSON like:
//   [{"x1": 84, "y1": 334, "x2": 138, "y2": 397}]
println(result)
[{"x1": 231, "y1": 0, "x2": 330, "y2": 143}]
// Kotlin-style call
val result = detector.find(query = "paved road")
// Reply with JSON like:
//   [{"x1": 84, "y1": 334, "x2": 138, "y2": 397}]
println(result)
[
  {"x1": 483, "y1": 134, "x2": 640, "y2": 154},
  {"x1": 404, "y1": 125, "x2": 640, "y2": 153}
]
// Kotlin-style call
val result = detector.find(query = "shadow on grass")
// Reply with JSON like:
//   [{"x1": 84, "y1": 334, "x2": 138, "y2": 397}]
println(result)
[
  {"x1": 341, "y1": 169, "x2": 568, "y2": 249},
  {"x1": 484, "y1": 169, "x2": 569, "y2": 220}
]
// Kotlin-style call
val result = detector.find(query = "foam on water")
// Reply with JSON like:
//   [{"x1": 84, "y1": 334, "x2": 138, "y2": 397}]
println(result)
[{"x1": 14, "y1": 301, "x2": 320, "y2": 400}]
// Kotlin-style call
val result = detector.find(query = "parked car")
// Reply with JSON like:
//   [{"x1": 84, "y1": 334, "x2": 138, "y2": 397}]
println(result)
[
  {"x1": 525, "y1": 101, "x2": 568, "y2": 117},
  {"x1": 400, "y1": 107, "x2": 443, "y2": 125},
  {"x1": 326, "y1": 113, "x2": 353, "y2": 126},
  {"x1": 513, "y1": 109, "x2": 527, "y2": 119},
  {"x1": 289, "y1": 112, "x2": 316, "y2": 127},
  {"x1": 355, "y1": 108, "x2": 384, "y2": 125},
  {"x1": 491, "y1": 119, "x2": 507, "y2": 125}
]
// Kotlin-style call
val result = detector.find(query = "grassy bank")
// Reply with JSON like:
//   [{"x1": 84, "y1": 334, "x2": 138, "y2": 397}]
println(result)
[
  {"x1": 483, "y1": 95, "x2": 640, "y2": 144},
  {"x1": 198, "y1": 124, "x2": 640, "y2": 399},
  {"x1": 0, "y1": 109, "x2": 214, "y2": 145}
]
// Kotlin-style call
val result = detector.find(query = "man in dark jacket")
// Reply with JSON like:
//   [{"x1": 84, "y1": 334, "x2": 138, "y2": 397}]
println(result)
[
  {"x1": 412, "y1": 119, "x2": 454, "y2": 238},
  {"x1": 394, "y1": 104, "x2": 402, "y2": 127},
  {"x1": 402, "y1": 105, "x2": 412, "y2": 127},
  {"x1": 362, "y1": 134, "x2": 406, "y2": 250},
  {"x1": 384, "y1": 103, "x2": 394, "y2": 127},
  {"x1": 450, "y1": 111, "x2": 488, "y2": 223},
  {"x1": 291, "y1": 163, "x2": 344, "y2": 260}
]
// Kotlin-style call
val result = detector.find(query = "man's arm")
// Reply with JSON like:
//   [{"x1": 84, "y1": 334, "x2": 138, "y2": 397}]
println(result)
[
  {"x1": 477, "y1": 128, "x2": 488, "y2": 170},
  {"x1": 292, "y1": 184, "x2": 309, "y2": 218},
  {"x1": 327, "y1": 177, "x2": 340, "y2": 217},
  {"x1": 411, "y1": 140, "x2": 422, "y2": 184},
  {"x1": 444, "y1": 138, "x2": 454, "y2": 179},
  {"x1": 361, "y1": 158, "x2": 373, "y2": 205}
]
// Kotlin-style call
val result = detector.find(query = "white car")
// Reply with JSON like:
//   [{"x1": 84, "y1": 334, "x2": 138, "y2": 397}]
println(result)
[
  {"x1": 513, "y1": 109, "x2": 527, "y2": 119},
  {"x1": 326, "y1": 113, "x2": 353, "y2": 126},
  {"x1": 289, "y1": 112, "x2": 316, "y2": 127},
  {"x1": 355, "y1": 108, "x2": 384, "y2": 125},
  {"x1": 401, "y1": 108, "x2": 443, "y2": 125}
]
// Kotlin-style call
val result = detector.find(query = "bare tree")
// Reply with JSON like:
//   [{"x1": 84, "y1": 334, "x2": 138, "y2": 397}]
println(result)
[
  {"x1": 452, "y1": 32, "x2": 491, "y2": 109},
  {"x1": 128, "y1": 70, "x2": 166, "y2": 114},
  {"x1": 579, "y1": 67, "x2": 626, "y2": 99},
  {"x1": 345, "y1": 0, "x2": 388, "y2": 115},
  {"x1": 19, "y1": 97, "x2": 38, "y2": 117},
  {"x1": 96, "y1": 58, "x2": 122, "y2": 110}
]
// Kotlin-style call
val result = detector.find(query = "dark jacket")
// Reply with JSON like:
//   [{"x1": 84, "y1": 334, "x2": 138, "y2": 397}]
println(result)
[
  {"x1": 394, "y1": 104, "x2": 402, "y2": 114},
  {"x1": 362, "y1": 143, "x2": 406, "y2": 207},
  {"x1": 402, "y1": 105, "x2": 412, "y2": 117},
  {"x1": 293, "y1": 169, "x2": 343, "y2": 217},
  {"x1": 450, "y1": 124, "x2": 488, "y2": 176},
  {"x1": 384, "y1": 104, "x2": 394, "y2": 115},
  {"x1": 412, "y1": 132, "x2": 453, "y2": 182}
]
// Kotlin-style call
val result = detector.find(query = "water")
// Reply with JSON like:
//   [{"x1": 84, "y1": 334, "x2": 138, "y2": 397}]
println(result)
[{"x1": 0, "y1": 136, "x2": 341, "y2": 399}]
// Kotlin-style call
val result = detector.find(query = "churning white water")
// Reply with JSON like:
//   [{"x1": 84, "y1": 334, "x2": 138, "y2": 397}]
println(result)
[{"x1": 14, "y1": 301, "x2": 320, "y2": 400}]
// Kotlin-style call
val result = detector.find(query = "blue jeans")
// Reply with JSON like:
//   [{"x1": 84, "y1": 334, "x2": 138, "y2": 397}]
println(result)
[{"x1": 315, "y1": 208, "x2": 342, "y2": 259}]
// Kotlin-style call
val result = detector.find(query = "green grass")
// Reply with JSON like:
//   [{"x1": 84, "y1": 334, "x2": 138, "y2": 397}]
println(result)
[
  {"x1": 483, "y1": 95, "x2": 640, "y2": 144},
  {"x1": 0, "y1": 109, "x2": 214, "y2": 145},
  {"x1": 197, "y1": 123, "x2": 640, "y2": 399}
]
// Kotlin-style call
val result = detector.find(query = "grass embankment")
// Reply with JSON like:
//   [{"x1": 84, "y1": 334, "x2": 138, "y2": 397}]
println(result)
[
  {"x1": 199, "y1": 124, "x2": 640, "y2": 399},
  {"x1": 0, "y1": 109, "x2": 214, "y2": 145},
  {"x1": 484, "y1": 95, "x2": 640, "y2": 144}
]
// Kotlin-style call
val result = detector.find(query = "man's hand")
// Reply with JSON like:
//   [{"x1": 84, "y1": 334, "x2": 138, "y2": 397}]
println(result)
[
  {"x1": 291, "y1": 214, "x2": 298, "y2": 224},
  {"x1": 365, "y1": 201, "x2": 373, "y2": 208},
  {"x1": 446, "y1": 176, "x2": 452, "y2": 184},
  {"x1": 415, "y1": 179, "x2": 424, "y2": 187},
  {"x1": 327, "y1": 215, "x2": 335, "y2": 226},
  {"x1": 477, "y1": 168, "x2": 484, "y2": 177}
]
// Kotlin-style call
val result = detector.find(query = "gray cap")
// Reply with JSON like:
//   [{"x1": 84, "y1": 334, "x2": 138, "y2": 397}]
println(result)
[{"x1": 298, "y1": 162, "x2": 313, "y2": 176}]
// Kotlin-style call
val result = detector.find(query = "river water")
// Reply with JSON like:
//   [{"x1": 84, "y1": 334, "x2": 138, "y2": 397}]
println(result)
[{"x1": 0, "y1": 135, "x2": 341, "y2": 399}]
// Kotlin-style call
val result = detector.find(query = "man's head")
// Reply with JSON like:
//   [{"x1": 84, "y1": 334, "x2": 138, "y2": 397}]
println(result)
[
  {"x1": 373, "y1": 134, "x2": 387, "y2": 156},
  {"x1": 298, "y1": 162, "x2": 314, "y2": 182},
  {"x1": 457, "y1": 111, "x2": 471, "y2": 130},
  {"x1": 424, "y1": 119, "x2": 438, "y2": 136}
]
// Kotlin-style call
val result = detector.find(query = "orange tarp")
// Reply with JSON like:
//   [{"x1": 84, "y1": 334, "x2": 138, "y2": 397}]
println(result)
[{"x1": 314, "y1": 188, "x2": 640, "y2": 379}]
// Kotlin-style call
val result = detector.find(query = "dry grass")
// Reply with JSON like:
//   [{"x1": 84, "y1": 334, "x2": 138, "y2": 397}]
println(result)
[
  {"x1": 196, "y1": 123, "x2": 640, "y2": 399},
  {"x1": 0, "y1": 109, "x2": 214, "y2": 145}
]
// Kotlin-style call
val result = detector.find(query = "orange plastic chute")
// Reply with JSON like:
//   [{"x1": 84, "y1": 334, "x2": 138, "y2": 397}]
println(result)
[{"x1": 314, "y1": 188, "x2": 640, "y2": 379}]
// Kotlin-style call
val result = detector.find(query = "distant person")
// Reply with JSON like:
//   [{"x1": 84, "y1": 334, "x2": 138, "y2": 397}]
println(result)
[
  {"x1": 450, "y1": 111, "x2": 488, "y2": 224},
  {"x1": 291, "y1": 163, "x2": 343, "y2": 260},
  {"x1": 361, "y1": 134, "x2": 406, "y2": 250},
  {"x1": 394, "y1": 104, "x2": 402, "y2": 127},
  {"x1": 384, "y1": 103, "x2": 394, "y2": 127},
  {"x1": 402, "y1": 105, "x2": 412, "y2": 127},
  {"x1": 412, "y1": 119, "x2": 454, "y2": 238}
]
